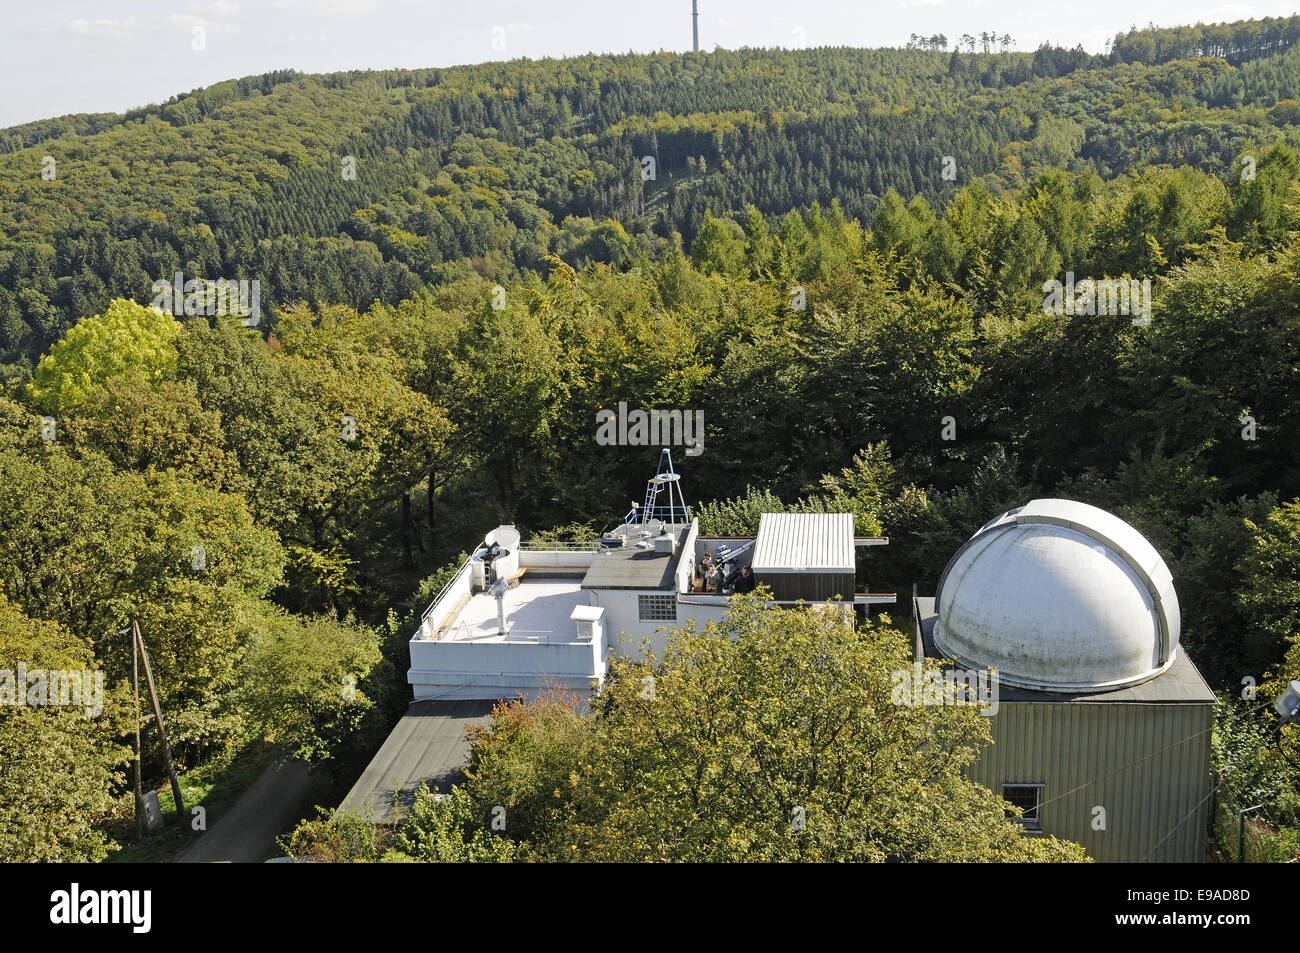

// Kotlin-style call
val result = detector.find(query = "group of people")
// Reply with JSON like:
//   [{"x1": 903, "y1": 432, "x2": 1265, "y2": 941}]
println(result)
[{"x1": 693, "y1": 551, "x2": 756, "y2": 594}]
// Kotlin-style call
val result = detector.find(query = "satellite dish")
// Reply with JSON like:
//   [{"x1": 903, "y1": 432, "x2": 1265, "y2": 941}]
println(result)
[{"x1": 645, "y1": 518, "x2": 665, "y2": 536}]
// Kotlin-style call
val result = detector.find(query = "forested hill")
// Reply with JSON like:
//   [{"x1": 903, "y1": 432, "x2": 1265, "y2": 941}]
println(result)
[
  {"x1": 3, "y1": 17, "x2": 1300, "y2": 362},
  {"x1": 5, "y1": 13, "x2": 1300, "y2": 861}
]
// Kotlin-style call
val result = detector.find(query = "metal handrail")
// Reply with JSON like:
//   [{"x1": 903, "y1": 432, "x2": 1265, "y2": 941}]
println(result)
[
  {"x1": 518, "y1": 540, "x2": 604, "y2": 552},
  {"x1": 419, "y1": 543, "x2": 598, "y2": 626},
  {"x1": 419, "y1": 556, "x2": 475, "y2": 624},
  {"x1": 622, "y1": 505, "x2": 692, "y2": 525}
]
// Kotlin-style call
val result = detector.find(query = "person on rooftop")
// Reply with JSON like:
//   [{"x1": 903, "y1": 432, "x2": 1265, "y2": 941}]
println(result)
[
  {"x1": 693, "y1": 553, "x2": 712, "y2": 592},
  {"x1": 734, "y1": 564, "x2": 756, "y2": 594}
]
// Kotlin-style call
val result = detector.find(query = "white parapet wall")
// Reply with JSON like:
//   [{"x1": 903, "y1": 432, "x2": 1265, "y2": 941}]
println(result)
[
  {"x1": 418, "y1": 559, "x2": 476, "y2": 640},
  {"x1": 409, "y1": 629, "x2": 607, "y2": 701},
  {"x1": 517, "y1": 548, "x2": 598, "y2": 569}
]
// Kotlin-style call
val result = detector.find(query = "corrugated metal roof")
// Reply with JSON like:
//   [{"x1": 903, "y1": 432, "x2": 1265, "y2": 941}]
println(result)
[{"x1": 752, "y1": 513, "x2": 855, "y2": 574}]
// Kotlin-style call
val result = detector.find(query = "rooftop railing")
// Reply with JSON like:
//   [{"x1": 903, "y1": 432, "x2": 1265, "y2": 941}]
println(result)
[
  {"x1": 418, "y1": 541, "x2": 599, "y2": 629},
  {"x1": 418, "y1": 556, "x2": 474, "y2": 627},
  {"x1": 620, "y1": 505, "x2": 693, "y2": 526},
  {"x1": 518, "y1": 540, "x2": 604, "y2": 552}
]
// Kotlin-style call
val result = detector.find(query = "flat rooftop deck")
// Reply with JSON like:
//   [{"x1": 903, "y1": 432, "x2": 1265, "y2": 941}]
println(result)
[
  {"x1": 435, "y1": 576, "x2": 590, "y2": 644},
  {"x1": 582, "y1": 525, "x2": 689, "y2": 590}
]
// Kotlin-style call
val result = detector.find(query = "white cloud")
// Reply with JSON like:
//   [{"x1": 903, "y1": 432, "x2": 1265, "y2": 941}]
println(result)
[
  {"x1": 65, "y1": 18, "x2": 135, "y2": 39},
  {"x1": 1211, "y1": 4, "x2": 1256, "y2": 15},
  {"x1": 64, "y1": 14, "x2": 213, "y2": 39},
  {"x1": 272, "y1": 0, "x2": 380, "y2": 13},
  {"x1": 192, "y1": 0, "x2": 240, "y2": 14}
]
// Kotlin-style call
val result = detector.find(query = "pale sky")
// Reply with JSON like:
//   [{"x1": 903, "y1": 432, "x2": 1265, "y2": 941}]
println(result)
[{"x1": 1, "y1": 0, "x2": 1296, "y2": 128}]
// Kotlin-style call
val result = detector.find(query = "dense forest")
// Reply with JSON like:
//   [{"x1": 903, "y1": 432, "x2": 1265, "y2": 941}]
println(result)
[
  {"x1": 5, "y1": 16, "x2": 1300, "y2": 362},
  {"x1": 1, "y1": 15, "x2": 1299, "y2": 861}
]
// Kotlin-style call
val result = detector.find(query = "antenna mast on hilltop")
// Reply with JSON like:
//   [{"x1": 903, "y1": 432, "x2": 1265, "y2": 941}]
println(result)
[{"x1": 692, "y1": 0, "x2": 699, "y2": 52}]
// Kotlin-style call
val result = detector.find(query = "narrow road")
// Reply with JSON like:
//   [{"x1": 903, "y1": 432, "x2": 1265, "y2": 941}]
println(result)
[{"x1": 177, "y1": 760, "x2": 313, "y2": 863}]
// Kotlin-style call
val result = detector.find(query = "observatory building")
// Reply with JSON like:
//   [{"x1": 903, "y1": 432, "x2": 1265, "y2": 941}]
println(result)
[
  {"x1": 403, "y1": 452, "x2": 892, "y2": 702},
  {"x1": 913, "y1": 499, "x2": 1216, "y2": 863},
  {"x1": 342, "y1": 451, "x2": 893, "y2": 819},
  {"x1": 347, "y1": 466, "x2": 1213, "y2": 861}
]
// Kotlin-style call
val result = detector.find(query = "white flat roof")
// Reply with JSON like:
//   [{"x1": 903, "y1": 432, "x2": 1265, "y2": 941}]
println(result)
[
  {"x1": 439, "y1": 578, "x2": 590, "y2": 644},
  {"x1": 752, "y1": 512, "x2": 855, "y2": 574}
]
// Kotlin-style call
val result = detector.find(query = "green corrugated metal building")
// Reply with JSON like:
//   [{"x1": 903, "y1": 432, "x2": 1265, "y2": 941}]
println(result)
[
  {"x1": 915, "y1": 598, "x2": 1215, "y2": 862},
  {"x1": 913, "y1": 499, "x2": 1218, "y2": 863}
]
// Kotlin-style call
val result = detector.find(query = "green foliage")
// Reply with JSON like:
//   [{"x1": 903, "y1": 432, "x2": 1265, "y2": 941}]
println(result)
[
  {"x1": 695, "y1": 445, "x2": 894, "y2": 537},
  {"x1": 3, "y1": 25, "x2": 1299, "y2": 362},
  {"x1": 5, "y1": 18, "x2": 1300, "y2": 859},
  {"x1": 282, "y1": 806, "x2": 388, "y2": 863},
  {"x1": 236, "y1": 610, "x2": 383, "y2": 763},
  {"x1": 62, "y1": 372, "x2": 243, "y2": 492},
  {"x1": 388, "y1": 785, "x2": 519, "y2": 862},
  {"x1": 0, "y1": 595, "x2": 132, "y2": 861},
  {"x1": 1241, "y1": 502, "x2": 1300, "y2": 696},
  {"x1": 442, "y1": 598, "x2": 1088, "y2": 862},
  {"x1": 695, "y1": 486, "x2": 787, "y2": 536},
  {"x1": 28, "y1": 300, "x2": 179, "y2": 413},
  {"x1": 1210, "y1": 700, "x2": 1300, "y2": 861},
  {"x1": 690, "y1": 212, "x2": 744, "y2": 275}
]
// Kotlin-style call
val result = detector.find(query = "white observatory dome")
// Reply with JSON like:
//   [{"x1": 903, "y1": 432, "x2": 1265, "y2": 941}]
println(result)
[{"x1": 933, "y1": 499, "x2": 1180, "y2": 693}]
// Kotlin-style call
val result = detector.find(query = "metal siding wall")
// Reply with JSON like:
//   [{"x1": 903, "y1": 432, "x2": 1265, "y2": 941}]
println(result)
[
  {"x1": 755, "y1": 572, "x2": 854, "y2": 601},
  {"x1": 967, "y1": 702, "x2": 1212, "y2": 862}
]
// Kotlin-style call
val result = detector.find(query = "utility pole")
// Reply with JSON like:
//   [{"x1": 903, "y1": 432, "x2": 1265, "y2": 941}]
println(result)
[
  {"x1": 692, "y1": 0, "x2": 699, "y2": 52},
  {"x1": 131, "y1": 628, "x2": 143, "y2": 841},
  {"x1": 133, "y1": 619, "x2": 185, "y2": 822}
]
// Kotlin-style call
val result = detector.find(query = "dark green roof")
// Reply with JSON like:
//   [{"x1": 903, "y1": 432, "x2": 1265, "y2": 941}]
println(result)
[{"x1": 339, "y1": 699, "x2": 496, "y2": 824}]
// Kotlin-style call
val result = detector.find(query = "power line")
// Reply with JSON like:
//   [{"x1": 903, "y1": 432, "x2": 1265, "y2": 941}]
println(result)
[
  {"x1": 1139, "y1": 701, "x2": 1286, "y2": 862},
  {"x1": 1030, "y1": 696, "x2": 1275, "y2": 817}
]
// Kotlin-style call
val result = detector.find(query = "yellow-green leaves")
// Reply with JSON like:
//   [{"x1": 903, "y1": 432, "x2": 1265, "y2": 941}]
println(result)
[{"x1": 29, "y1": 299, "x2": 180, "y2": 414}]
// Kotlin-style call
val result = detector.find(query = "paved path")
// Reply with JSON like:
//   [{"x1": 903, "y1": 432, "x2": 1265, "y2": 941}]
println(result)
[{"x1": 177, "y1": 760, "x2": 313, "y2": 863}]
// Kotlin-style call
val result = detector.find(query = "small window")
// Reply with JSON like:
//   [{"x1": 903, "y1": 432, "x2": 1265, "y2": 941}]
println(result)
[
  {"x1": 638, "y1": 593, "x2": 677, "y2": 622},
  {"x1": 1002, "y1": 784, "x2": 1044, "y2": 831}
]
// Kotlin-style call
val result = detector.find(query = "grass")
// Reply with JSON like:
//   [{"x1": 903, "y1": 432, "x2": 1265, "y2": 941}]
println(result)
[{"x1": 104, "y1": 740, "x2": 279, "y2": 863}]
